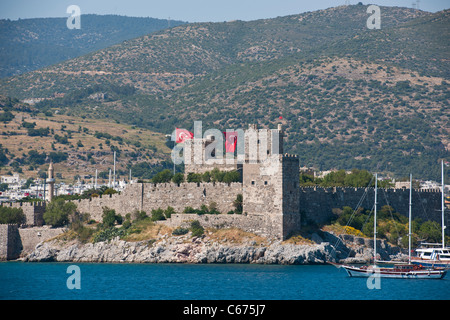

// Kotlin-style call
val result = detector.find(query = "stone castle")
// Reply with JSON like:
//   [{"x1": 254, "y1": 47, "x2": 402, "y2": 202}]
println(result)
[
  {"x1": 75, "y1": 124, "x2": 301, "y2": 240},
  {"x1": 0, "y1": 124, "x2": 446, "y2": 260}
]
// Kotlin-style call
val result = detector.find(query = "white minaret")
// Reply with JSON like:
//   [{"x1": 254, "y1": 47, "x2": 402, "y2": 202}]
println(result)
[
  {"x1": 46, "y1": 162, "x2": 55, "y2": 201},
  {"x1": 113, "y1": 151, "x2": 116, "y2": 187}
]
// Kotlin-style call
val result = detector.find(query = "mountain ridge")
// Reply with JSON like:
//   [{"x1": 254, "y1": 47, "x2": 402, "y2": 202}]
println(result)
[
  {"x1": 0, "y1": 5, "x2": 448, "y2": 180},
  {"x1": 0, "y1": 14, "x2": 186, "y2": 78}
]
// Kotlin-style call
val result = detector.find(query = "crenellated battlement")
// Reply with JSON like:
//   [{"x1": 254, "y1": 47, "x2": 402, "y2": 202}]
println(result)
[
  {"x1": 0, "y1": 201, "x2": 46, "y2": 226},
  {"x1": 0, "y1": 201, "x2": 46, "y2": 208}
]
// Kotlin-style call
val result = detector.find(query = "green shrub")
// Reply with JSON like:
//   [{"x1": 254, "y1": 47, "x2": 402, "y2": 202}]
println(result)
[
  {"x1": 151, "y1": 208, "x2": 165, "y2": 221},
  {"x1": 222, "y1": 171, "x2": 240, "y2": 183},
  {"x1": 152, "y1": 169, "x2": 173, "y2": 183},
  {"x1": 208, "y1": 202, "x2": 220, "y2": 214},
  {"x1": 172, "y1": 172, "x2": 185, "y2": 184},
  {"x1": 122, "y1": 220, "x2": 132, "y2": 229},
  {"x1": 233, "y1": 194, "x2": 243, "y2": 214},
  {"x1": 93, "y1": 227, "x2": 126, "y2": 243},
  {"x1": 100, "y1": 207, "x2": 122, "y2": 228},
  {"x1": 164, "y1": 206, "x2": 175, "y2": 219},
  {"x1": 76, "y1": 226, "x2": 95, "y2": 243},
  {"x1": 134, "y1": 210, "x2": 148, "y2": 221},
  {"x1": 190, "y1": 220, "x2": 204, "y2": 237},
  {"x1": 187, "y1": 172, "x2": 202, "y2": 183},
  {"x1": 172, "y1": 227, "x2": 189, "y2": 236},
  {"x1": 183, "y1": 206, "x2": 196, "y2": 213}
]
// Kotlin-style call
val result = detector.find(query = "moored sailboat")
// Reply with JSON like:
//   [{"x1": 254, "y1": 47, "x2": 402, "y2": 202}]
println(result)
[{"x1": 337, "y1": 174, "x2": 447, "y2": 279}]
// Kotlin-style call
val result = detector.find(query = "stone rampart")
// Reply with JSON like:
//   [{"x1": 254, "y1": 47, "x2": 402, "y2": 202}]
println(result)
[{"x1": 74, "y1": 182, "x2": 242, "y2": 221}]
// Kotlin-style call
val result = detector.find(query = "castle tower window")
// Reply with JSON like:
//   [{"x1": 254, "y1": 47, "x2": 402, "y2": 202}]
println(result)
[
  {"x1": 264, "y1": 181, "x2": 268, "y2": 185},
  {"x1": 251, "y1": 181, "x2": 255, "y2": 185}
]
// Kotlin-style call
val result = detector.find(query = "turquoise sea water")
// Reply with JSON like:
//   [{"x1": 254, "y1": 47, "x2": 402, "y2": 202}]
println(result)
[{"x1": 0, "y1": 262, "x2": 448, "y2": 300}]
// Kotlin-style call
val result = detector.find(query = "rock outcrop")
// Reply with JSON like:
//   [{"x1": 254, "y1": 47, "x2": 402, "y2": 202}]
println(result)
[
  {"x1": 24, "y1": 229, "x2": 407, "y2": 264},
  {"x1": 25, "y1": 234, "x2": 337, "y2": 264}
]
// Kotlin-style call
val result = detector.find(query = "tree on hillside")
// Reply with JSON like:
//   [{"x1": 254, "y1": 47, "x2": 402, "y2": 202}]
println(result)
[{"x1": 151, "y1": 169, "x2": 173, "y2": 183}]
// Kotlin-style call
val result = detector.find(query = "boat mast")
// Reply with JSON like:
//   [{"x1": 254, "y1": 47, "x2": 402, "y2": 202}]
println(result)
[
  {"x1": 409, "y1": 174, "x2": 412, "y2": 264},
  {"x1": 442, "y1": 160, "x2": 445, "y2": 249},
  {"x1": 374, "y1": 173, "x2": 378, "y2": 265}
]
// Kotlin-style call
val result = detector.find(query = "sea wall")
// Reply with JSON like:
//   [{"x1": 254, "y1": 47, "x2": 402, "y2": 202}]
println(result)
[{"x1": 299, "y1": 187, "x2": 444, "y2": 228}]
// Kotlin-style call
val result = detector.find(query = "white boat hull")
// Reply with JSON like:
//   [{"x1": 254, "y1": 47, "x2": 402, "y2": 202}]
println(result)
[{"x1": 342, "y1": 265, "x2": 447, "y2": 279}]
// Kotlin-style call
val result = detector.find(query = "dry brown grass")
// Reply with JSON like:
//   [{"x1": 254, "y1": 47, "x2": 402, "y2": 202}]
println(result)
[
  {"x1": 123, "y1": 221, "x2": 174, "y2": 242},
  {"x1": 282, "y1": 234, "x2": 315, "y2": 245},
  {"x1": 207, "y1": 227, "x2": 268, "y2": 246}
]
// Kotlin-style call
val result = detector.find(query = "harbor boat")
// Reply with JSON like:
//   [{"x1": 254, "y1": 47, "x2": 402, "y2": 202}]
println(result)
[
  {"x1": 411, "y1": 243, "x2": 450, "y2": 268},
  {"x1": 337, "y1": 174, "x2": 447, "y2": 279},
  {"x1": 411, "y1": 160, "x2": 449, "y2": 269}
]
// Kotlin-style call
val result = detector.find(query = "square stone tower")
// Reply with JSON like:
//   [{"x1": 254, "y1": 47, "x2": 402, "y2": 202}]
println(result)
[
  {"x1": 181, "y1": 123, "x2": 300, "y2": 239},
  {"x1": 242, "y1": 124, "x2": 300, "y2": 239}
]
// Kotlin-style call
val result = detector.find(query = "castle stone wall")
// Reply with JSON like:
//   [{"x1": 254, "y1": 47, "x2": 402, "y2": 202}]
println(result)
[
  {"x1": 74, "y1": 182, "x2": 242, "y2": 221},
  {"x1": 299, "y1": 187, "x2": 445, "y2": 231},
  {"x1": 18, "y1": 226, "x2": 65, "y2": 256}
]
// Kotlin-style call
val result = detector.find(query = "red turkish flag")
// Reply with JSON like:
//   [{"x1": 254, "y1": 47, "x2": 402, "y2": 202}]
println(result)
[
  {"x1": 175, "y1": 128, "x2": 193, "y2": 143},
  {"x1": 223, "y1": 131, "x2": 238, "y2": 153}
]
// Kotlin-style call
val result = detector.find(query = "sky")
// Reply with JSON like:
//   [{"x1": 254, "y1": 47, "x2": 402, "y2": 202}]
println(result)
[{"x1": 0, "y1": 0, "x2": 448, "y2": 22}]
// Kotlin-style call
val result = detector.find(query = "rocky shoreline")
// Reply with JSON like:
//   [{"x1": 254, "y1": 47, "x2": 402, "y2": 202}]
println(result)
[{"x1": 23, "y1": 230, "x2": 408, "y2": 265}]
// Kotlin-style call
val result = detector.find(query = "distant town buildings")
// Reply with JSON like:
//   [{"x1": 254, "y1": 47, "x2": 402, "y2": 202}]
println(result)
[{"x1": 0, "y1": 173, "x2": 131, "y2": 202}]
